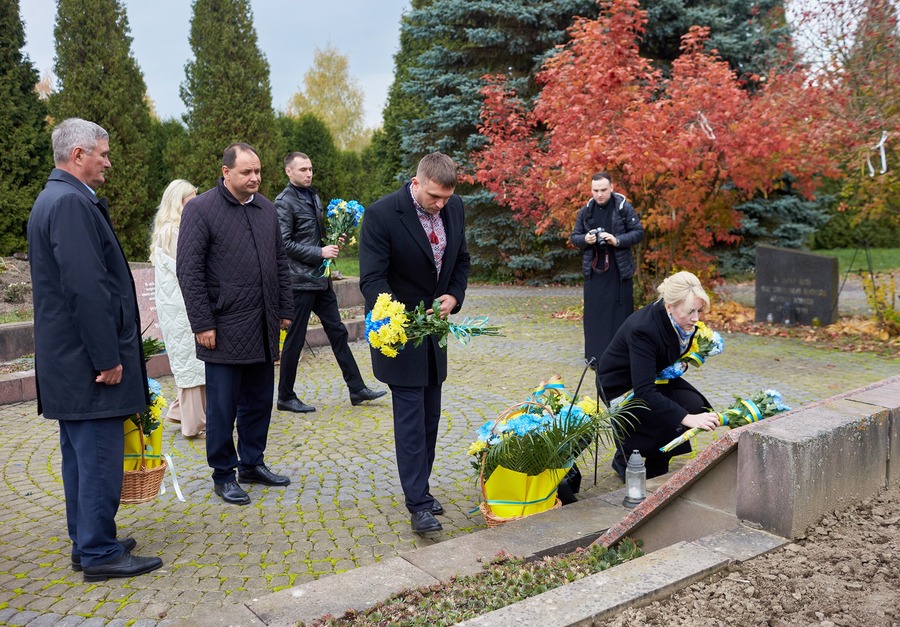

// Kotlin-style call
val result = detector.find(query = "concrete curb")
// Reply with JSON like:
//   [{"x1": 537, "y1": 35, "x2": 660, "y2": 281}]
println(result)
[{"x1": 459, "y1": 526, "x2": 787, "y2": 626}]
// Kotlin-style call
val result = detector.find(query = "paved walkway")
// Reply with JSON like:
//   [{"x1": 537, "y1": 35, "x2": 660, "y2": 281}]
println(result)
[{"x1": 0, "y1": 285, "x2": 897, "y2": 626}]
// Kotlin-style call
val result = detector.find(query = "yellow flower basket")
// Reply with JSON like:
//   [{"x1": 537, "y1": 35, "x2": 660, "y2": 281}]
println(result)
[
  {"x1": 124, "y1": 421, "x2": 163, "y2": 470},
  {"x1": 121, "y1": 421, "x2": 166, "y2": 504},
  {"x1": 481, "y1": 465, "x2": 569, "y2": 521}
]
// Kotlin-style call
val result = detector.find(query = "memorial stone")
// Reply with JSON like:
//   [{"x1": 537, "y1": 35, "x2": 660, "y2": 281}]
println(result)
[
  {"x1": 755, "y1": 245, "x2": 838, "y2": 325},
  {"x1": 130, "y1": 264, "x2": 164, "y2": 341}
]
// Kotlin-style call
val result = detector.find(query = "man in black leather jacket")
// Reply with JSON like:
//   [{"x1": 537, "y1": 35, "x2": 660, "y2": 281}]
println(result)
[{"x1": 274, "y1": 152, "x2": 385, "y2": 413}]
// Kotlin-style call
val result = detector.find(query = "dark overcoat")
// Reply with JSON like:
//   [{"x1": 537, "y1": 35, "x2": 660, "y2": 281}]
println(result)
[
  {"x1": 598, "y1": 300, "x2": 707, "y2": 455},
  {"x1": 177, "y1": 178, "x2": 293, "y2": 364},
  {"x1": 27, "y1": 169, "x2": 149, "y2": 420},
  {"x1": 358, "y1": 184, "x2": 470, "y2": 387}
]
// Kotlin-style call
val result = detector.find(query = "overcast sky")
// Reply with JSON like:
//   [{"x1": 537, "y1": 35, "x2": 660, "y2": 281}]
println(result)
[{"x1": 19, "y1": 0, "x2": 411, "y2": 129}]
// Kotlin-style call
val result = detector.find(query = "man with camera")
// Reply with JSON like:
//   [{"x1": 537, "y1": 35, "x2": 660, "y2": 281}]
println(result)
[{"x1": 570, "y1": 172, "x2": 644, "y2": 367}]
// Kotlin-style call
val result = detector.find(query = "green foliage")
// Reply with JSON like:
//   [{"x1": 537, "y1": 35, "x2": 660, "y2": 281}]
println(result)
[
  {"x1": 180, "y1": 0, "x2": 280, "y2": 198},
  {"x1": 641, "y1": 0, "x2": 790, "y2": 81},
  {"x1": 717, "y1": 178, "x2": 834, "y2": 275},
  {"x1": 326, "y1": 540, "x2": 643, "y2": 625},
  {"x1": 50, "y1": 0, "x2": 155, "y2": 260},
  {"x1": 287, "y1": 45, "x2": 369, "y2": 152},
  {"x1": 395, "y1": 0, "x2": 599, "y2": 281},
  {"x1": 277, "y1": 112, "x2": 339, "y2": 199},
  {"x1": 0, "y1": 0, "x2": 51, "y2": 256},
  {"x1": 813, "y1": 211, "x2": 900, "y2": 250},
  {"x1": 141, "y1": 335, "x2": 165, "y2": 360},
  {"x1": 367, "y1": 0, "x2": 434, "y2": 203}
]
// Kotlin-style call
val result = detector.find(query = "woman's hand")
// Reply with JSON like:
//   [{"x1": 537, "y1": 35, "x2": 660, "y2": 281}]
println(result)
[{"x1": 681, "y1": 411, "x2": 720, "y2": 431}]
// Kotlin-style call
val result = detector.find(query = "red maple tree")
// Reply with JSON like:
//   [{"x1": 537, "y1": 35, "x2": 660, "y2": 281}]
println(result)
[{"x1": 471, "y1": 0, "x2": 844, "y2": 288}]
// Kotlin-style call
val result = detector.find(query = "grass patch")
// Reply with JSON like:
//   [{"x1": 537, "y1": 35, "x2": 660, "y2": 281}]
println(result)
[
  {"x1": 813, "y1": 248, "x2": 900, "y2": 274},
  {"x1": 0, "y1": 310, "x2": 33, "y2": 324},
  {"x1": 309, "y1": 539, "x2": 643, "y2": 626},
  {"x1": 332, "y1": 255, "x2": 359, "y2": 278}
]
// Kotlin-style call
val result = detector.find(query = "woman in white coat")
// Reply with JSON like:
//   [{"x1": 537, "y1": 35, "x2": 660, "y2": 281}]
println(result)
[{"x1": 150, "y1": 180, "x2": 206, "y2": 438}]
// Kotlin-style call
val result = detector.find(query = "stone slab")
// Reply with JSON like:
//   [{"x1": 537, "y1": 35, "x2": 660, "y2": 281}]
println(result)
[
  {"x1": 0, "y1": 370, "x2": 36, "y2": 404},
  {"x1": 0, "y1": 322, "x2": 34, "y2": 362},
  {"x1": 737, "y1": 399, "x2": 890, "y2": 538},
  {"x1": 457, "y1": 540, "x2": 728, "y2": 626},
  {"x1": 631, "y1": 496, "x2": 740, "y2": 554},
  {"x1": 754, "y1": 244, "x2": 838, "y2": 325},
  {"x1": 693, "y1": 523, "x2": 789, "y2": 562},
  {"x1": 247, "y1": 556, "x2": 438, "y2": 626}
]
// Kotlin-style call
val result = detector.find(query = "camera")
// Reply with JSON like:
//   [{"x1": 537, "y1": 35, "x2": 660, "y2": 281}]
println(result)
[{"x1": 588, "y1": 227, "x2": 606, "y2": 247}]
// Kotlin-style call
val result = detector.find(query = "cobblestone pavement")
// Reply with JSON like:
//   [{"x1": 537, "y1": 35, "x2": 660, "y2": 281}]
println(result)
[{"x1": 0, "y1": 285, "x2": 897, "y2": 626}]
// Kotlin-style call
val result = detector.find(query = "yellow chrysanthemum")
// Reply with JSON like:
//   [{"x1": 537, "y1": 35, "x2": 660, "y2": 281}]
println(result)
[
  {"x1": 467, "y1": 440, "x2": 487, "y2": 456},
  {"x1": 576, "y1": 397, "x2": 598, "y2": 415}
]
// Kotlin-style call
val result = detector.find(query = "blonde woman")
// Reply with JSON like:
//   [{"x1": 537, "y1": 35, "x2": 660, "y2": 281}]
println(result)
[
  {"x1": 150, "y1": 180, "x2": 206, "y2": 438},
  {"x1": 597, "y1": 271, "x2": 720, "y2": 479}
]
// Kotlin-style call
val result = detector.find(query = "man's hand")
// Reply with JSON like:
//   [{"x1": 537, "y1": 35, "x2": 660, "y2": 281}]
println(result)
[
  {"x1": 280, "y1": 318, "x2": 291, "y2": 329},
  {"x1": 428, "y1": 294, "x2": 458, "y2": 319},
  {"x1": 322, "y1": 245, "x2": 340, "y2": 260},
  {"x1": 196, "y1": 329, "x2": 216, "y2": 350},
  {"x1": 95, "y1": 364, "x2": 123, "y2": 385}
]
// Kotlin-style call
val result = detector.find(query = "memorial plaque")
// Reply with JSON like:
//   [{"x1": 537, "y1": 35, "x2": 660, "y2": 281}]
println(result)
[
  {"x1": 755, "y1": 245, "x2": 838, "y2": 325},
  {"x1": 130, "y1": 264, "x2": 163, "y2": 341}
]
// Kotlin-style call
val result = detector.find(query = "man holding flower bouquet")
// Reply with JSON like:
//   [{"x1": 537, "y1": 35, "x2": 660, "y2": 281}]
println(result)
[
  {"x1": 359, "y1": 152, "x2": 471, "y2": 535},
  {"x1": 274, "y1": 152, "x2": 385, "y2": 413},
  {"x1": 598, "y1": 271, "x2": 721, "y2": 480}
]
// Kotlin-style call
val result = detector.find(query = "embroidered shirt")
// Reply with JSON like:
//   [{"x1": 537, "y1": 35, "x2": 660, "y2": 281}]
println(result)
[{"x1": 409, "y1": 184, "x2": 446, "y2": 273}]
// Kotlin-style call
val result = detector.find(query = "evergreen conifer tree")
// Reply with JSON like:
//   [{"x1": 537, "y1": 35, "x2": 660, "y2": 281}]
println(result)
[
  {"x1": 181, "y1": 0, "x2": 280, "y2": 197},
  {"x1": 276, "y1": 112, "x2": 339, "y2": 201},
  {"x1": 397, "y1": 0, "x2": 599, "y2": 281},
  {"x1": 0, "y1": 0, "x2": 51, "y2": 255},
  {"x1": 386, "y1": 0, "x2": 790, "y2": 280},
  {"x1": 50, "y1": 0, "x2": 155, "y2": 259}
]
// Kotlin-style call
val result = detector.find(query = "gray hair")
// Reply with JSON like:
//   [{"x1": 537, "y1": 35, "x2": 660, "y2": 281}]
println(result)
[{"x1": 52, "y1": 118, "x2": 109, "y2": 166}]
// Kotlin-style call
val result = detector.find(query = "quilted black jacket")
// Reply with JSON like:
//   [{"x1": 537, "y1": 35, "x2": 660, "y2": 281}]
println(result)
[
  {"x1": 273, "y1": 184, "x2": 328, "y2": 291},
  {"x1": 176, "y1": 178, "x2": 293, "y2": 364}
]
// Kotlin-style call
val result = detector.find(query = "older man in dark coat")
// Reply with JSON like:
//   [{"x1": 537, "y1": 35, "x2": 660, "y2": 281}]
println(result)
[
  {"x1": 359, "y1": 152, "x2": 470, "y2": 534},
  {"x1": 177, "y1": 142, "x2": 294, "y2": 506},
  {"x1": 28, "y1": 118, "x2": 163, "y2": 581}
]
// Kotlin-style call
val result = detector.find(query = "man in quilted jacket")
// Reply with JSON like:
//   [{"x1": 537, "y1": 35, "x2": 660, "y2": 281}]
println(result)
[
  {"x1": 177, "y1": 142, "x2": 294, "y2": 506},
  {"x1": 274, "y1": 151, "x2": 385, "y2": 414}
]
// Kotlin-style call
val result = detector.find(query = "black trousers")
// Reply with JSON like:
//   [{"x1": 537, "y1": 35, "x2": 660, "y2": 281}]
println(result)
[
  {"x1": 389, "y1": 383, "x2": 442, "y2": 513},
  {"x1": 60, "y1": 416, "x2": 127, "y2": 568},
  {"x1": 206, "y1": 361, "x2": 275, "y2": 484},
  {"x1": 278, "y1": 287, "x2": 364, "y2": 401}
]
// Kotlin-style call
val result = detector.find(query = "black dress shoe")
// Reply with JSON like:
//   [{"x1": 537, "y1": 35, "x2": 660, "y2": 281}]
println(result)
[
  {"x1": 82, "y1": 553, "x2": 163, "y2": 582},
  {"x1": 277, "y1": 398, "x2": 316, "y2": 413},
  {"x1": 349, "y1": 386, "x2": 387, "y2": 406},
  {"x1": 238, "y1": 464, "x2": 291, "y2": 487},
  {"x1": 430, "y1": 498, "x2": 444, "y2": 516},
  {"x1": 411, "y1": 510, "x2": 443, "y2": 534},
  {"x1": 214, "y1": 481, "x2": 251, "y2": 505},
  {"x1": 72, "y1": 537, "x2": 137, "y2": 571}
]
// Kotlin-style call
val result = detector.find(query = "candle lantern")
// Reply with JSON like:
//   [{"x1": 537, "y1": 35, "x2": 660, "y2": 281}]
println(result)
[{"x1": 622, "y1": 450, "x2": 646, "y2": 508}]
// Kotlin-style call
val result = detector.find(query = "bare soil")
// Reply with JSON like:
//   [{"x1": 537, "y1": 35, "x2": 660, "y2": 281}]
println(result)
[
  {"x1": 0, "y1": 256, "x2": 32, "y2": 316},
  {"x1": 598, "y1": 481, "x2": 900, "y2": 627}
]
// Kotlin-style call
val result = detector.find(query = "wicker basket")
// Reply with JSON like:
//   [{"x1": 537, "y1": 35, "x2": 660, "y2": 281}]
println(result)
[
  {"x1": 478, "y1": 401, "x2": 564, "y2": 527},
  {"x1": 121, "y1": 428, "x2": 166, "y2": 504}
]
